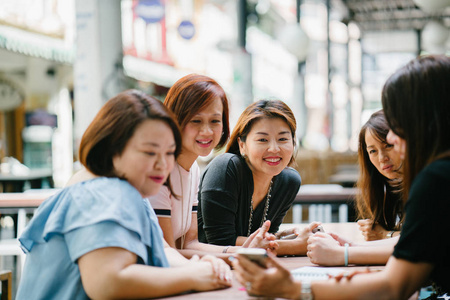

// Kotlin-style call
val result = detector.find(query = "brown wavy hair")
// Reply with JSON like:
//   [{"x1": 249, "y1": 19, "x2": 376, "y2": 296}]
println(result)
[
  {"x1": 382, "y1": 55, "x2": 450, "y2": 201},
  {"x1": 226, "y1": 99, "x2": 297, "y2": 166},
  {"x1": 164, "y1": 73, "x2": 230, "y2": 150},
  {"x1": 355, "y1": 110, "x2": 403, "y2": 230},
  {"x1": 79, "y1": 90, "x2": 182, "y2": 177}
]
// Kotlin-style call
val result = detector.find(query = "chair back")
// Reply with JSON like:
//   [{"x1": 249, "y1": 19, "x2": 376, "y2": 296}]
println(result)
[{"x1": 0, "y1": 270, "x2": 12, "y2": 300}]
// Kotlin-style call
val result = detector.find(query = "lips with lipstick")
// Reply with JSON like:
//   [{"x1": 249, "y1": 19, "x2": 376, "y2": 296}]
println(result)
[
  {"x1": 150, "y1": 176, "x2": 165, "y2": 184},
  {"x1": 264, "y1": 157, "x2": 282, "y2": 166},
  {"x1": 197, "y1": 139, "x2": 213, "y2": 148}
]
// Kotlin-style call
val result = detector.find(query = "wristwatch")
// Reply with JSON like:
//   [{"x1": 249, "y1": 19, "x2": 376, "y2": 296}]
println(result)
[
  {"x1": 300, "y1": 281, "x2": 313, "y2": 300},
  {"x1": 386, "y1": 230, "x2": 395, "y2": 238}
]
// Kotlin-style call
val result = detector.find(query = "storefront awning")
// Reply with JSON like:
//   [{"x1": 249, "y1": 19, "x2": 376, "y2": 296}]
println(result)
[{"x1": 0, "y1": 25, "x2": 74, "y2": 64}]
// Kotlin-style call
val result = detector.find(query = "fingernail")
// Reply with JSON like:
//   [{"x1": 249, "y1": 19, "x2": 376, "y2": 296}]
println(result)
[{"x1": 228, "y1": 256, "x2": 235, "y2": 262}]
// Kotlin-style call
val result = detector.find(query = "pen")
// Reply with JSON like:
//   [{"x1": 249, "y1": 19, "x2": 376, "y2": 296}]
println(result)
[{"x1": 280, "y1": 233, "x2": 298, "y2": 240}]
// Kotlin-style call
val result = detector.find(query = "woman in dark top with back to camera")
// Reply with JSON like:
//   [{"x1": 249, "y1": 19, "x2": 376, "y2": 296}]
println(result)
[
  {"x1": 198, "y1": 99, "x2": 321, "y2": 256},
  {"x1": 233, "y1": 55, "x2": 450, "y2": 299}
]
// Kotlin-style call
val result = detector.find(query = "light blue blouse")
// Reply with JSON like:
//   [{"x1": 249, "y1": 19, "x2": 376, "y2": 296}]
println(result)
[{"x1": 16, "y1": 177, "x2": 169, "y2": 300}]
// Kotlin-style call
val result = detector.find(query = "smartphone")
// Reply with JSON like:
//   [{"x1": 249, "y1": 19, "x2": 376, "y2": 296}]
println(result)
[
  {"x1": 312, "y1": 225, "x2": 325, "y2": 233},
  {"x1": 237, "y1": 248, "x2": 268, "y2": 268}
]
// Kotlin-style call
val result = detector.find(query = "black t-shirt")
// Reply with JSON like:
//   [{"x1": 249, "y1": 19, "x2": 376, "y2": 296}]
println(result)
[
  {"x1": 197, "y1": 153, "x2": 301, "y2": 246},
  {"x1": 393, "y1": 159, "x2": 450, "y2": 292}
]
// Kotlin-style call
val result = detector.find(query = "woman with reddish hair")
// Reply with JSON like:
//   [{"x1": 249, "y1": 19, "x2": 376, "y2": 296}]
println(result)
[{"x1": 149, "y1": 74, "x2": 275, "y2": 257}]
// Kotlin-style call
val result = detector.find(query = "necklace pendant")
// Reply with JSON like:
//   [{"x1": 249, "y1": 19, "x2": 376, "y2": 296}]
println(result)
[{"x1": 247, "y1": 179, "x2": 273, "y2": 237}]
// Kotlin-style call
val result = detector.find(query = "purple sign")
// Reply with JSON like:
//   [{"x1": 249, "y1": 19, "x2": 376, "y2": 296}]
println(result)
[
  {"x1": 178, "y1": 20, "x2": 195, "y2": 40},
  {"x1": 135, "y1": 0, "x2": 165, "y2": 23}
]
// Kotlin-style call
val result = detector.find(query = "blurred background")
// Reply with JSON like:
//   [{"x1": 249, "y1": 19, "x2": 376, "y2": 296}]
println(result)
[{"x1": 0, "y1": 0, "x2": 449, "y2": 189}]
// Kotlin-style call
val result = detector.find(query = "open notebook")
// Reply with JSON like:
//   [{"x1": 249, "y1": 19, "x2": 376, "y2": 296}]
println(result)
[{"x1": 291, "y1": 266, "x2": 345, "y2": 281}]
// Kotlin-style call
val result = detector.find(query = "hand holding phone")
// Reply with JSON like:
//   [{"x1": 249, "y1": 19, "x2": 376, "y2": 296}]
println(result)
[{"x1": 237, "y1": 248, "x2": 268, "y2": 268}]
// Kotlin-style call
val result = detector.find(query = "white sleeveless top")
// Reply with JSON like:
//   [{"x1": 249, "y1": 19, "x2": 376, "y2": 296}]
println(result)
[{"x1": 148, "y1": 161, "x2": 200, "y2": 241}]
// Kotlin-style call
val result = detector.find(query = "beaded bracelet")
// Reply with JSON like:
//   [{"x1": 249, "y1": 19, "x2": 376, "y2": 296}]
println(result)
[{"x1": 300, "y1": 281, "x2": 313, "y2": 300}]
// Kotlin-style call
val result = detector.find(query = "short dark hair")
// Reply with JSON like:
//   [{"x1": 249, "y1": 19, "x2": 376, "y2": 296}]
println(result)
[
  {"x1": 226, "y1": 99, "x2": 297, "y2": 166},
  {"x1": 79, "y1": 89, "x2": 182, "y2": 177},
  {"x1": 164, "y1": 73, "x2": 230, "y2": 149},
  {"x1": 382, "y1": 54, "x2": 450, "y2": 199}
]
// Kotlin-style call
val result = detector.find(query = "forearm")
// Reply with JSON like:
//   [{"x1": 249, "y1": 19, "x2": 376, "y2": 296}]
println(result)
[
  {"x1": 238, "y1": 254, "x2": 430, "y2": 300},
  {"x1": 256, "y1": 271, "x2": 394, "y2": 300},
  {"x1": 177, "y1": 248, "x2": 236, "y2": 266},
  {"x1": 314, "y1": 244, "x2": 392, "y2": 266},
  {"x1": 276, "y1": 239, "x2": 307, "y2": 256},
  {"x1": 107, "y1": 264, "x2": 202, "y2": 299},
  {"x1": 165, "y1": 246, "x2": 191, "y2": 267},
  {"x1": 386, "y1": 231, "x2": 400, "y2": 239},
  {"x1": 310, "y1": 258, "x2": 425, "y2": 300},
  {"x1": 348, "y1": 246, "x2": 392, "y2": 265},
  {"x1": 311, "y1": 272, "x2": 395, "y2": 300},
  {"x1": 380, "y1": 230, "x2": 400, "y2": 240}
]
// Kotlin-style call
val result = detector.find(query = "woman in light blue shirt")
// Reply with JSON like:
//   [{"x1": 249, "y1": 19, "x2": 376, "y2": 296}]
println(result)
[{"x1": 16, "y1": 90, "x2": 231, "y2": 300}]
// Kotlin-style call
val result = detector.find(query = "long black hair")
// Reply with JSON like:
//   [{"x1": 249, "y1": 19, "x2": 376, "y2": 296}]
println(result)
[
  {"x1": 382, "y1": 55, "x2": 450, "y2": 200},
  {"x1": 355, "y1": 110, "x2": 403, "y2": 230}
]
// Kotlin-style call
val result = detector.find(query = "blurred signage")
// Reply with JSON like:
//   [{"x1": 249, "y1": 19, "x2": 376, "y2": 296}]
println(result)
[
  {"x1": 121, "y1": 0, "x2": 232, "y2": 87},
  {"x1": 178, "y1": 20, "x2": 195, "y2": 40},
  {"x1": 135, "y1": 0, "x2": 165, "y2": 23},
  {"x1": 122, "y1": 0, "x2": 170, "y2": 64}
]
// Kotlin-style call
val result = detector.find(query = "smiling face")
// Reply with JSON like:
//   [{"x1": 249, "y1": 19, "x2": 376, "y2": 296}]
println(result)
[
  {"x1": 238, "y1": 117, "x2": 294, "y2": 179},
  {"x1": 112, "y1": 119, "x2": 176, "y2": 198},
  {"x1": 365, "y1": 129, "x2": 402, "y2": 180},
  {"x1": 180, "y1": 97, "x2": 223, "y2": 162}
]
